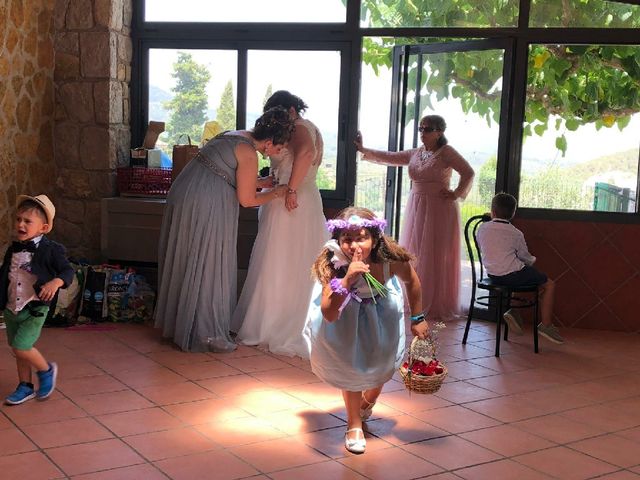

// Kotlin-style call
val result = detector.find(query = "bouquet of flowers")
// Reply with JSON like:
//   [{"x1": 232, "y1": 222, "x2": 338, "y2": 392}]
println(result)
[{"x1": 399, "y1": 322, "x2": 448, "y2": 394}]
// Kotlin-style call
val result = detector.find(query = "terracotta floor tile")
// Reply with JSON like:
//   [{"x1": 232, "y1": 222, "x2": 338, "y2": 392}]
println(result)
[
  {"x1": 6, "y1": 320, "x2": 640, "y2": 480},
  {"x1": 592, "y1": 472, "x2": 640, "y2": 480},
  {"x1": 250, "y1": 366, "x2": 320, "y2": 388},
  {"x1": 194, "y1": 416, "x2": 287, "y2": 447},
  {"x1": 58, "y1": 374, "x2": 128, "y2": 397},
  {"x1": 2, "y1": 397, "x2": 87, "y2": 426},
  {"x1": 22, "y1": 417, "x2": 114, "y2": 448},
  {"x1": 73, "y1": 390, "x2": 154, "y2": 415},
  {"x1": 444, "y1": 360, "x2": 500, "y2": 380},
  {"x1": 339, "y1": 445, "x2": 443, "y2": 480},
  {"x1": 70, "y1": 463, "x2": 168, "y2": 479},
  {"x1": 514, "y1": 445, "x2": 619, "y2": 479},
  {"x1": 46, "y1": 438, "x2": 145, "y2": 476},
  {"x1": 414, "y1": 405, "x2": 501, "y2": 434},
  {"x1": 0, "y1": 426, "x2": 37, "y2": 455},
  {"x1": 163, "y1": 397, "x2": 251, "y2": 425},
  {"x1": 455, "y1": 458, "x2": 553, "y2": 479},
  {"x1": 261, "y1": 406, "x2": 345, "y2": 434},
  {"x1": 196, "y1": 374, "x2": 271, "y2": 397},
  {"x1": 170, "y1": 360, "x2": 243, "y2": 380},
  {"x1": 513, "y1": 414, "x2": 606, "y2": 444},
  {"x1": 363, "y1": 414, "x2": 450, "y2": 446},
  {"x1": 154, "y1": 450, "x2": 258, "y2": 480},
  {"x1": 435, "y1": 380, "x2": 500, "y2": 403},
  {"x1": 111, "y1": 365, "x2": 186, "y2": 388},
  {"x1": 230, "y1": 437, "x2": 327, "y2": 472},
  {"x1": 459, "y1": 424, "x2": 555, "y2": 456},
  {"x1": 560, "y1": 404, "x2": 639, "y2": 432},
  {"x1": 97, "y1": 407, "x2": 185, "y2": 436},
  {"x1": 402, "y1": 435, "x2": 503, "y2": 470},
  {"x1": 377, "y1": 388, "x2": 454, "y2": 415},
  {"x1": 569, "y1": 434, "x2": 640, "y2": 468},
  {"x1": 297, "y1": 426, "x2": 393, "y2": 459},
  {"x1": 230, "y1": 389, "x2": 308, "y2": 416},
  {"x1": 226, "y1": 354, "x2": 292, "y2": 373},
  {"x1": 269, "y1": 460, "x2": 369, "y2": 479},
  {"x1": 135, "y1": 381, "x2": 216, "y2": 405},
  {"x1": 464, "y1": 395, "x2": 555, "y2": 423},
  {"x1": 0, "y1": 450, "x2": 63, "y2": 479},
  {"x1": 123, "y1": 427, "x2": 218, "y2": 461}
]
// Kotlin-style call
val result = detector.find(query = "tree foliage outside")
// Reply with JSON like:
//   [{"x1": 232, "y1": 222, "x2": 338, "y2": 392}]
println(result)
[
  {"x1": 263, "y1": 84, "x2": 273, "y2": 108},
  {"x1": 216, "y1": 80, "x2": 236, "y2": 131},
  {"x1": 164, "y1": 52, "x2": 211, "y2": 144},
  {"x1": 359, "y1": 0, "x2": 640, "y2": 156}
]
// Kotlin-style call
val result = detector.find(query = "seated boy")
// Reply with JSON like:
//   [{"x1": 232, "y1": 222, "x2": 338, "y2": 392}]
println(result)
[
  {"x1": 476, "y1": 193, "x2": 564, "y2": 344},
  {"x1": 0, "y1": 194, "x2": 74, "y2": 404}
]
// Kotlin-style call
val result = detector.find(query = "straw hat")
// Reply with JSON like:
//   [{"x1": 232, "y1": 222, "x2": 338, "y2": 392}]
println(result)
[{"x1": 17, "y1": 194, "x2": 56, "y2": 233}]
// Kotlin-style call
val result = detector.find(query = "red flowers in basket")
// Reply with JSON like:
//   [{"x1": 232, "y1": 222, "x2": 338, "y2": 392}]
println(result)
[{"x1": 402, "y1": 358, "x2": 445, "y2": 376}]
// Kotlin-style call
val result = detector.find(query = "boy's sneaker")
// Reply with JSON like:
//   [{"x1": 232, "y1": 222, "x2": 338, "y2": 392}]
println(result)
[
  {"x1": 503, "y1": 309, "x2": 524, "y2": 335},
  {"x1": 36, "y1": 362, "x2": 58, "y2": 400},
  {"x1": 538, "y1": 323, "x2": 564, "y2": 344},
  {"x1": 5, "y1": 382, "x2": 36, "y2": 405}
]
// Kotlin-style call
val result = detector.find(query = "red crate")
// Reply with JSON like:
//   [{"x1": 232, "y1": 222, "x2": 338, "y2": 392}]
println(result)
[{"x1": 116, "y1": 167, "x2": 172, "y2": 197}]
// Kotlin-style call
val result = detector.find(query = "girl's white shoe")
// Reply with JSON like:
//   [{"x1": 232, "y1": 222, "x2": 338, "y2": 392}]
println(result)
[{"x1": 344, "y1": 428, "x2": 366, "y2": 454}]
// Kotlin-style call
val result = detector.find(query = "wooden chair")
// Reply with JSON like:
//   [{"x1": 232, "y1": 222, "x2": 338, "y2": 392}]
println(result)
[{"x1": 461, "y1": 214, "x2": 540, "y2": 357}]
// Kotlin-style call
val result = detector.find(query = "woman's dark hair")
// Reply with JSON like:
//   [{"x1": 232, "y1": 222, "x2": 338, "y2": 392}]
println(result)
[
  {"x1": 263, "y1": 90, "x2": 309, "y2": 114},
  {"x1": 491, "y1": 192, "x2": 518, "y2": 220},
  {"x1": 311, "y1": 206, "x2": 414, "y2": 284},
  {"x1": 253, "y1": 106, "x2": 295, "y2": 145},
  {"x1": 421, "y1": 114, "x2": 448, "y2": 147}
]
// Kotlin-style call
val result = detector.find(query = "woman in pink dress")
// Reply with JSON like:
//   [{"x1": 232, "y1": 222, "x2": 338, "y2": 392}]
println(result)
[{"x1": 355, "y1": 115, "x2": 474, "y2": 322}]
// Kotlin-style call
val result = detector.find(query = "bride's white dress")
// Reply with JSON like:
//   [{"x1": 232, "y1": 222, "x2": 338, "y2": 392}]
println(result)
[{"x1": 231, "y1": 118, "x2": 328, "y2": 357}]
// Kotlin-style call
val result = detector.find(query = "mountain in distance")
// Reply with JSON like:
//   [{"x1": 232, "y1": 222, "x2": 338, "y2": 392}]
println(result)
[{"x1": 149, "y1": 85, "x2": 172, "y2": 122}]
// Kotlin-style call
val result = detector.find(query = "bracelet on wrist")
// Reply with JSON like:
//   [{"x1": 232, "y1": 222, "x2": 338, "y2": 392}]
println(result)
[
  {"x1": 287, "y1": 187, "x2": 297, "y2": 195},
  {"x1": 329, "y1": 278, "x2": 350, "y2": 296},
  {"x1": 410, "y1": 312, "x2": 426, "y2": 324}
]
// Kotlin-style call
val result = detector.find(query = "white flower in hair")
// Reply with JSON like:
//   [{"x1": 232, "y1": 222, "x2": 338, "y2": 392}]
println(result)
[{"x1": 324, "y1": 239, "x2": 350, "y2": 269}]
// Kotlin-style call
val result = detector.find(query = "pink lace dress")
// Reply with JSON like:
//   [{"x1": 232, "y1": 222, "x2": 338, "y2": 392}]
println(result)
[{"x1": 362, "y1": 144, "x2": 474, "y2": 321}]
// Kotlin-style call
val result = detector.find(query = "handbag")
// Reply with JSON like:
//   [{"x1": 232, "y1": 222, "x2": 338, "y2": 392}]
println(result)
[{"x1": 172, "y1": 134, "x2": 200, "y2": 181}]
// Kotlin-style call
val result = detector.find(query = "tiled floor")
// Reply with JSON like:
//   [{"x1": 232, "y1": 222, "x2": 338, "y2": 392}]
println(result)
[{"x1": 1, "y1": 320, "x2": 640, "y2": 479}]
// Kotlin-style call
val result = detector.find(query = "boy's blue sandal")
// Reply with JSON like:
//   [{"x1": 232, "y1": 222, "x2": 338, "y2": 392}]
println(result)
[
  {"x1": 36, "y1": 362, "x2": 58, "y2": 399},
  {"x1": 5, "y1": 382, "x2": 36, "y2": 405}
]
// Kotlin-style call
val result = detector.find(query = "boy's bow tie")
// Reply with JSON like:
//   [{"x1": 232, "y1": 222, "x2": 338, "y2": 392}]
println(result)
[{"x1": 12, "y1": 240, "x2": 37, "y2": 253}]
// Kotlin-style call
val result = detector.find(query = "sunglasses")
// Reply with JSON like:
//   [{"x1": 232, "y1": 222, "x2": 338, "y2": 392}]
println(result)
[{"x1": 418, "y1": 126, "x2": 439, "y2": 133}]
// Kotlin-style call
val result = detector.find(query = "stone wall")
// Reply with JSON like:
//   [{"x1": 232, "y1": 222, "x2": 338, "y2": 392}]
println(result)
[
  {"x1": 0, "y1": 0, "x2": 56, "y2": 248},
  {"x1": 53, "y1": 0, "x2": 132, "y2": 260}
]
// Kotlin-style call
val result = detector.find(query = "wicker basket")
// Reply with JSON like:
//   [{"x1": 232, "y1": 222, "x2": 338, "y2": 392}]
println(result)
[{"x1": 399, "y1": 336, "x2": 447, "y2": 394}]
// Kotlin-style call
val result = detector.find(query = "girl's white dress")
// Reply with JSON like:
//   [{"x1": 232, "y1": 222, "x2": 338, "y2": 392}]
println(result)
[
  {"x1": 231, "y1": 118, "x2": 328, "y2": 357},
  {"x1": 303, "y1": 263, "x2": 406, "y2": 390}
]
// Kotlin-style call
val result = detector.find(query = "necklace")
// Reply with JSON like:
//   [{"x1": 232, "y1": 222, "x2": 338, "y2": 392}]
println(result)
[{"x1": 420, "y1": 146, "x2": 441, "y2": 164}]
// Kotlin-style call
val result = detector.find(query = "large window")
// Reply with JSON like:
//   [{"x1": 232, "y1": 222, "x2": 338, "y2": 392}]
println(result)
[{"x1": 134, "y1": 0, "x2": 640, "y2": 219}]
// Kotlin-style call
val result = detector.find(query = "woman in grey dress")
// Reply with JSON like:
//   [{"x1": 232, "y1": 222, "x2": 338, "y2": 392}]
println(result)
[{"x1": 155, "y1": 107, "x2": 295, "y2": 352}]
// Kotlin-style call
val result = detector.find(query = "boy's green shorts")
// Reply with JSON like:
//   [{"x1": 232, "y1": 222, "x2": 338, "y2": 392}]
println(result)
[{"x1": 3, "y1": 306, "x2": 49, "y2": 350}]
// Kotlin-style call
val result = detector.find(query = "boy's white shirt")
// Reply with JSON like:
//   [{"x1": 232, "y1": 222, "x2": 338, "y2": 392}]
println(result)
[{"x1": 476, "y1": 220, "x2": 536, "y2": 277}]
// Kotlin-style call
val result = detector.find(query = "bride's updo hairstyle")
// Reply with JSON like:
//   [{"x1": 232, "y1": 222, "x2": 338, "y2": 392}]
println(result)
[
  {"x1": 312, "y1": 206, "x2": 414, "y2": 284},
  {"x1": 264, "y1": 90, "x2": 309, "y2": 115},
  {"x1": 253, "y1": 106, "x2": 296, "y2": 145}
]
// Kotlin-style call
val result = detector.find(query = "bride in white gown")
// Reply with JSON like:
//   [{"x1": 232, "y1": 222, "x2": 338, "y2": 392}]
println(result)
[{"x1": 231, "y1": 91, "x2": 328, "y2": 357}]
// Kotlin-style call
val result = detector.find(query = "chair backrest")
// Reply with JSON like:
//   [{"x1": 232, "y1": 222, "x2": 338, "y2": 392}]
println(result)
[{"x1": 463, "y1": 213, "x2": 492, "y2": 287}]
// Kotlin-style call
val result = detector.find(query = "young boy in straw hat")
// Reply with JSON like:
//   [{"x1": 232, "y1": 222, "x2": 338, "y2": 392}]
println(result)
[{"x1": 0, "y1": 194, "x2": 74, "y2": 405}]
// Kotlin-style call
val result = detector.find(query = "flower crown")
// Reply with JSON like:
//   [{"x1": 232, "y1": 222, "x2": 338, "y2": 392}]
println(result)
[{"x1": 326, "y1": 215, "x2": 387, "y2": 233}]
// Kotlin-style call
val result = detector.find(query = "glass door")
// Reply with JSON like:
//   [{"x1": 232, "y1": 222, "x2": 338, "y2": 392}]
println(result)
[{"x1": 386, "y1": 39, "x2": 513, "y2": 316}]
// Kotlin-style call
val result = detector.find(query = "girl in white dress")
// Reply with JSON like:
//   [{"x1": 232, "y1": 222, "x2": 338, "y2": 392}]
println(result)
[
  {"x1": 304, "y1": 207, "x2": 429, "y2": 454},
  {"x1": 231, "y1": 91, "x2": 328, "y2": 357}
]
